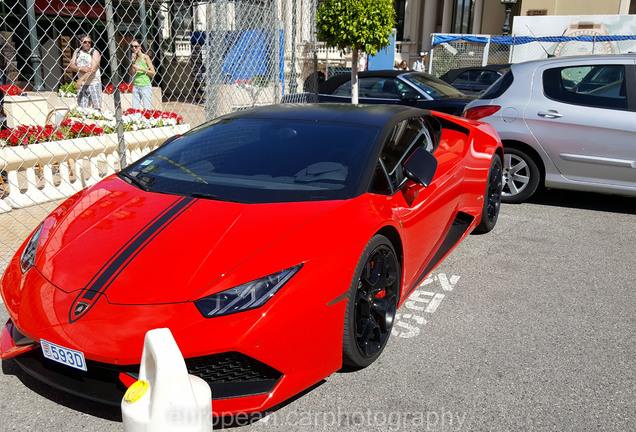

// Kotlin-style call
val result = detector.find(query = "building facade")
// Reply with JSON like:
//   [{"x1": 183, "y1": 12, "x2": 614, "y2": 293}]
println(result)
[
  {"x1": 401, "y1": 0, "x2": 636, "y2": 55},
  {"x1": 0, "y1": 0, "x2": 163, "y2": 90}
]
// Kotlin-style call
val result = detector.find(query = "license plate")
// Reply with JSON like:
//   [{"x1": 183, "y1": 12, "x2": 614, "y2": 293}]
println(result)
[{"x1": 41, "y1": 339, "x2": 87, "y2": 371}]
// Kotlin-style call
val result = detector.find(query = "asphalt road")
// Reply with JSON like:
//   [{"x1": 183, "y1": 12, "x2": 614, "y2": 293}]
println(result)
[{"x1": 1, "y1": 189, "x2": 634, "y2": 431}]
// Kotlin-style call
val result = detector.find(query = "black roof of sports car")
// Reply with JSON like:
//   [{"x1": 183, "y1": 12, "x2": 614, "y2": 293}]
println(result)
[
  {"x1": 217, "y1": 102, "x2": 430, "y2": 126},
  {"x1": 123, "y1": 103, "x2": 434, "y2": 205}
]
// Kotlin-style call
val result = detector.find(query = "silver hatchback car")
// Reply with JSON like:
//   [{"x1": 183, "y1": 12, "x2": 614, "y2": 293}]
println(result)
[{"x1": 463, "y1": 54, "x2": 636, "y2": 203}]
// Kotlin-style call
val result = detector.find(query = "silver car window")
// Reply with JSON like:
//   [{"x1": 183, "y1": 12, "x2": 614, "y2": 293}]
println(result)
[{"x1": 543, "y1": 65, "x2": 627, "y2": 111}]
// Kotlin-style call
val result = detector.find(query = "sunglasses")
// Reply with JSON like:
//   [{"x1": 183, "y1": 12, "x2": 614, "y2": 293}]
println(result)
[{"x1": 83, "y1": 41, "x2": 92, "y2": 44}]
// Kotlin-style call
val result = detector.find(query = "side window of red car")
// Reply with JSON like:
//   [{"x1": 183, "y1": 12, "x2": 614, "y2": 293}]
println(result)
[
  {"x1": 370, "y1": 162, "x2": 392, "y2": 195},
  {"x1": 378, "y1": 117, "x2": 432, "y2": 191}
]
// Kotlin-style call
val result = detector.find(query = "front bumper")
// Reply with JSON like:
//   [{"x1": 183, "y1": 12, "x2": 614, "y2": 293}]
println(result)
[
  {"x1": 0, "y1": 252, "x2": 350, "y2": 415},
  {"x1": 3, "y1": 320, "x2": 282, "y2": 406}
]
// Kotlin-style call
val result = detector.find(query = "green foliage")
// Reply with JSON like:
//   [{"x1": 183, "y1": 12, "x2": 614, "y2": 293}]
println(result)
[
  {"x1": 58, "y1": 81, "x2": 78, "y2": 96},
  {"x1": 252, "y1": 74, "x2": 269, "y2": 87},
  {"x1": 316, "y1": 0, "x2": 396, "y2": 56}
]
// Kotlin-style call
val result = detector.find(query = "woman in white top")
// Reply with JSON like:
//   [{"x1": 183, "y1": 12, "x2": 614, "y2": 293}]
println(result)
[{"x1": 70, "y1": 35, "x2": 102, "y2": 109}]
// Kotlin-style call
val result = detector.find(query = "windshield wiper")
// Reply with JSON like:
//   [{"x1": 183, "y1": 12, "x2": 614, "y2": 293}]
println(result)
[
  {"x1": 185, "y1": 191, "x2": 240, "y2": 203},
  {"x1": 119, "y1": 172, "x2": 152, "y2": 191}
]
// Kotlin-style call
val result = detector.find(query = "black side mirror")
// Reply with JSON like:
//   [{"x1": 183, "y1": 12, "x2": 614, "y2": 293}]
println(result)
[{"x1": 403, "y1": 147, "x2": 438, "y2": 187}]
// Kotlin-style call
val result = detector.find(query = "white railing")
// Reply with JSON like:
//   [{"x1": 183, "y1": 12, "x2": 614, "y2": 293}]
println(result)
[
  {"x1": 175, "y1": 39, "x2": 192, "y2": 59},
  {"x1": 316, "y1": 42, "x2": 346, "y2": 62},
  {"x1": 0, "y1": 124, "x2": 191, "y2": 213},
  {"x1": 316, "y1": 41, "x2": 417, "y2": 66}
]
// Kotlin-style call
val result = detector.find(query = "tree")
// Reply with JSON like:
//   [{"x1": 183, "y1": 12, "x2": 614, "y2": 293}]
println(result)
[{"x1": 317, "y1": 0, "x2": 396, "y2": 104}]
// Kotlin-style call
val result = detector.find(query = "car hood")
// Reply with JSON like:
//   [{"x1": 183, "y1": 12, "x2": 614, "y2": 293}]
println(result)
[{"x1": 35, "y1": 176, "x2": 346, "y2": 305}]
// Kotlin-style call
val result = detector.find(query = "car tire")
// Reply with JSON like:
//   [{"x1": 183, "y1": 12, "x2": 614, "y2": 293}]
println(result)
[
  {"x1": 343, "y1": 235, "x2": 400, "y2": 368},
  {"x1": 502, "y1": 147, "x2": 540, "y2": 203},
  {"x1": 475, "y1": 154, "x2": 503, "y2": 234}
]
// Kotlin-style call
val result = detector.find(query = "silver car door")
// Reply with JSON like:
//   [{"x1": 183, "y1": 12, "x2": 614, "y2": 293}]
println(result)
[{"x1": 523, "y1": 59, "x2": 636, "y2": 188}]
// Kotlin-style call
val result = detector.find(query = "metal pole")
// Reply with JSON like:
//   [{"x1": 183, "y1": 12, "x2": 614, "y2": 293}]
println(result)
[
  {"x1": 428, "y1": 34, "x2": 435, "y2": 74},
  {"x1": 26, "y1": 0, "x2": 43, "y2": 91},
  {"x1": 312, "y1": 50, "x2": 318, "y2": 101},
  {"x1": 274, "y1": 0, "x2": 281, "y2": 102},
  {"x1": 510, "y1": 35, "x2": 516, "y2": 63},
  {"x1": 311, "y1": 0, "x2": 318, "y2": 101},
  {"x1": 139, "y1": 0, "x2": 148, "y2": 51},
  {"x1": 205, "y1": 1, "x2": 220, "y2": 121},
  {"x1": 105, "y1": 0, "x2": 126, "y2": 168},
  {"x1": 482, "y1": 35, "x2": 491, "y2": 67},
  {"x1": 156, "y1": 3, "x2": 168, "y2": 89},
  {"x1": 289, "y1": 0, "x2": 298, "y2": 94}
]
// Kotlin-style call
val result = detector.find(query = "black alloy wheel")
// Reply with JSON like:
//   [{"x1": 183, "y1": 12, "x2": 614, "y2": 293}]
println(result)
[
  {"x1": 343, "y1": 235, "x2": 400, "y2": 368},
  {"x1": 475, "y1": 154, "x2": 503, "y2": 234}
]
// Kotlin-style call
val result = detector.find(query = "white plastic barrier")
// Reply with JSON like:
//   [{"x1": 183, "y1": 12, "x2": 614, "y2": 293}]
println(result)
[
  {"x1": 121, "y1": 328, "x2": 212, "y2": 432},
  {"x1": 0, "y1": 124, "x2": 190, "y2": 213}
]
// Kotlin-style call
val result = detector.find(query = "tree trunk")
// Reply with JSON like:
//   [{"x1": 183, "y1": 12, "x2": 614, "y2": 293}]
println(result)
[{"x1": 351, "y1": 48, "x2": 359, "y2": 104}]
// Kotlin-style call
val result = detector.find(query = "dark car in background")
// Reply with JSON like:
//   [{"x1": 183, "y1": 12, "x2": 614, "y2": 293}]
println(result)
[
  {"x1": 317, "y1": 70, "x2": 475, "y2": 116},
  {"x1": 439, "y1": 64, "x2": 510, "y2": 95}
]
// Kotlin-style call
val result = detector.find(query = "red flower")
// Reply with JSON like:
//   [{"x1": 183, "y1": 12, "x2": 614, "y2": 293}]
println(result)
[
  {"x1": 0, "y1": 85, "x2": 26, "y2": 96},
  {"x1": 70, "y1": 122, "x2": 84, "y2": 134},
  {"x1": 102, "y1": 83, "x2": 132, "y2": 95},
  {"x1": 119, "y1": 83, "x2": 134, "y2": 93},
  {"x1": 0, "y1": 119, "x2": 105, "y2": 146}
]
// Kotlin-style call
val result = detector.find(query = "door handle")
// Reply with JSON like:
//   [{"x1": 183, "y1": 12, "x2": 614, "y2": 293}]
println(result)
[{"x1": 537, "y1": 110, "x2": 563, "y2": 119}]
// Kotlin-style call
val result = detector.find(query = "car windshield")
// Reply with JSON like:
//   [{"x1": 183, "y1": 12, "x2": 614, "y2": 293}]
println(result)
[
  {"x1": 403, "y1": 73, "x2": 466, "y2": 98},
  {"x1": 119, "y1": 117, "x2": 379, "y2": 203}
]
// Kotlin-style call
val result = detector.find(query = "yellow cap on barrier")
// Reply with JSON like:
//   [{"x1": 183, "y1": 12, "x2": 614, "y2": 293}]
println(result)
[{"x1": 124, "y1": 380, "x2": 149, "y2": 403}]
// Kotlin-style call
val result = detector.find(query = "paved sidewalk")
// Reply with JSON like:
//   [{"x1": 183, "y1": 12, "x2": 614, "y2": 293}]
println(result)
[{"x1": 163, "y1": 101, "x2": 207, "y2": 126}]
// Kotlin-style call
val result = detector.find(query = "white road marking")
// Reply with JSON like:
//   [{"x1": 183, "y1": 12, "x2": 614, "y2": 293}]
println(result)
[
  {"x1": 392, "y1": 273, "x2": 460, "y2": 338},
  {"x1": 425, "y1": 293, "x2": 445, "y2": 313},
  {"x1": 438, "y1": 274, "x2": 460, "y2": 291},
  {"x1": 393, "y1": 313, "x2": 426, "y2": 338}
]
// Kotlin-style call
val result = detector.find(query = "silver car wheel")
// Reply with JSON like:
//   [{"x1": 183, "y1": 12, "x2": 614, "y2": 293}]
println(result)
[
  {"x1": 503, "y1": 153, "x2": 530, "y2": 197},
  {"x1": 501, "y1": 147, "x2": 541, "y2": 203}
]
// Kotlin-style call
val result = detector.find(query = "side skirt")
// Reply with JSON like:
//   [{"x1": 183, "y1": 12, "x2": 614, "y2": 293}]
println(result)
[{"x1": 404, "y1": 211, "x2": 474, "y2": 298}]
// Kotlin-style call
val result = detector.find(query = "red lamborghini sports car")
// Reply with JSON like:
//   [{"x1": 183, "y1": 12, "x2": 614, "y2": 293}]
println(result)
[{"x1": 1, "y1": 104, "x2": 502, "y2": 415}]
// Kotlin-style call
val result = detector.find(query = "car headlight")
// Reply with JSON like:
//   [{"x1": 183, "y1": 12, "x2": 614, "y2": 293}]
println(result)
[
  {"x1": 194, "y1": 264, "x2": 303, "y2": 318},
  {"x1": 20, "y1": 224, "x2": 44, "y2": 273}
]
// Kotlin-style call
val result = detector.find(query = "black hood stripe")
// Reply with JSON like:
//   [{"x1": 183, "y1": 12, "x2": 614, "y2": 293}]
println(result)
[{"x1": 68, "y1": 196, "x2": 196, "y2": 323}]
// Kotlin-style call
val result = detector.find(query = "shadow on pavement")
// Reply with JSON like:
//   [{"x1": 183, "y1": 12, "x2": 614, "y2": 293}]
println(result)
[{"x1": 526, "y1": 188, "x2": 635, "y2": 215}]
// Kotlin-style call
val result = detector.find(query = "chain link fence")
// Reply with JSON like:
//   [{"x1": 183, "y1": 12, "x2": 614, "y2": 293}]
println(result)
[
  {"x1": 428, "y1": 33, "x2": 636, "y2": 77},
  {"x1": 429, "y1": 37, "x2": 512, "y2": 77},
  {"x1": 0, "y1": 0, "x2": 319, "y2": 273}
]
